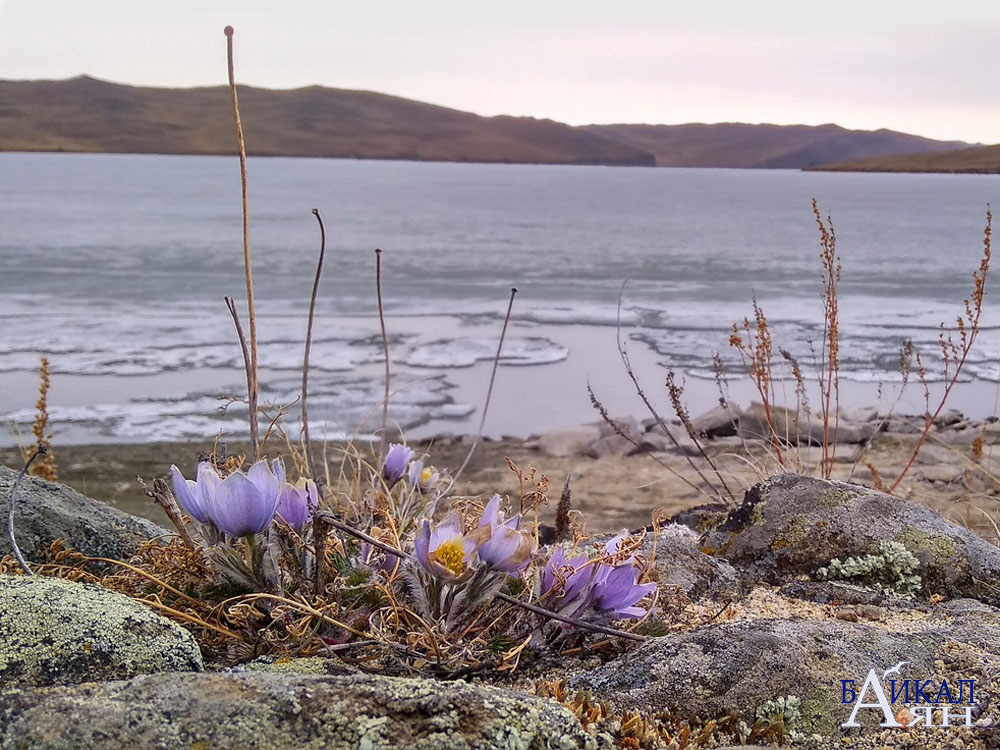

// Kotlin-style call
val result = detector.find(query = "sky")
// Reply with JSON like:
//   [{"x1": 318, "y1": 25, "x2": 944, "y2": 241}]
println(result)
[{"x1": 1, "y1": 1, "x2": 999, "y2": 144}]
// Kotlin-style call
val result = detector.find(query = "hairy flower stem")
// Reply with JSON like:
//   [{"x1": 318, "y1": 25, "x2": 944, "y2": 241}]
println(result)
[
  {"x1": 224, "y1": 25, "x2": 259, "y2": 459},
  {"x1": 301, "y1": 209, "x2": 327, "y2": 481},
  {"x1": 7, "y1": 446, "x2": 46, "y2": 575}
]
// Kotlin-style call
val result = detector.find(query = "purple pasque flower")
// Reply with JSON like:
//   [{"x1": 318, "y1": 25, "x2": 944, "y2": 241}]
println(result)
[
  {"x1": 276, "y1": 478, "x2": 317, "y2": 529},
  {"x1": 170, "y1": 463, "x2": 211, "y2": 523},
  {"x1": 414, "y1": 513, "x2": 480, "y2": 581},
  {"x1": 539, "y1": 548, "x2": 595, "y2": 609},
  {"x1": 539, "y1": 546, "x2": 655, "y2": 622},
  {"x1": 590, "y1": 563, "x2": 657, "y2": 620},
  {"x1": 475, "y1": 494, "x2": 534, "y2": 572},
  {"x1": 383, "y1": 443, "x2": 414, "y2": 485},
  {"x1": 407, "y1": 459, "x2": 442, "y2": 494},
  {"x1": 199, "y1": 458, "x2": 285, "y2": 538}
]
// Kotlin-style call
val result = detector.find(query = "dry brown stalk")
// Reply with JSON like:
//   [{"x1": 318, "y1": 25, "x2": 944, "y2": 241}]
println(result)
[
  {"x1": 224, "y1": 25, "x2": 260, "y2": 459},
  {"x1": 730, "y1": 297, "x2": 783, "y2": 464},
  {"x1": 29, "y1": 357, "x2": 57, "y2": 481},
  {"x1": 890, "y1": 208, "x2": 992, "y2": 492},
  {"x1": 813, "y1": 199, "x2": 842, "y2": 478}
]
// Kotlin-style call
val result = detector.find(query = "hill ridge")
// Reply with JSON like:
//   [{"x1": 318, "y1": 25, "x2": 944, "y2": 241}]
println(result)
[{"x1": 0, "y1": 76, "x2": 981, "y2": 170}]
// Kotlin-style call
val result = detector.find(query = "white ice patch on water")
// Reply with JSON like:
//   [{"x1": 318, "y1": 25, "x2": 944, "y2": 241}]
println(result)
[
  {"x1": 0, "y1": 302, "x2": 401, "y2": 375},
  {"x1": 400, "y1": 337, "x2": 568, "y2": 368},
  {"x1": 1, "y1": 371, "x2": 474, "y2": 442}
]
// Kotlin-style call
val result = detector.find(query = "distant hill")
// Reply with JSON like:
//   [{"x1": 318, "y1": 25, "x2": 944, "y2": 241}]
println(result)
[
  {"x1": 0, "y1": 76, "x2": 980, "y2": 170},
  {"x1": 0, "y1": 76, "x2": 654, "y2": 166},
  {"x1": 810, "y1": 144, "x2": 1000, "y2": 173},
  {"x1": 583, "y1": 122, "x2": 973, "y2": 169}
]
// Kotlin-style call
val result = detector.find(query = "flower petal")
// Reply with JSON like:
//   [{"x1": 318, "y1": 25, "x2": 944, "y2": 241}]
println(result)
[
  {"x1": 246, "y1": 458, "x2": 279, "y2": 498},
  {"x1": 480, "y1": 494, "x2": 502, "y2": 528},
  {"x1": 169, "y1": 465, "x2": 208, "y2": 522},
  {"x1": 271, "y1": 458, "x2": 286, "y2": 489},
  {"x1": 594, "y1": 564, "x2": 654, "y2": 612},
  {"x1": 604, "y1": 530, "x2": 628, "y2": 555},
  {"x1": 276, "y1": 484, "x2": 309, "y2": 529},
  {"x1": 208, "y1": 471, "x2": 276, "y2": 537},
  {"x1": 414, "y1": 520, "x2": 432, "y2": 574},
  {"x1": 431, "y1": 513, "x2": 463, "y2": 549}
]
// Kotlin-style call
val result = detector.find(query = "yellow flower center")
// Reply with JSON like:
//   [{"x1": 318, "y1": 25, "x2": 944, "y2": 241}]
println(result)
[
  {"x1": 421, "y1": 468, "x2": 434, "y2": 484},
  {"x1": 433, "y1": 538, "x2": 466, "y2": 576}
]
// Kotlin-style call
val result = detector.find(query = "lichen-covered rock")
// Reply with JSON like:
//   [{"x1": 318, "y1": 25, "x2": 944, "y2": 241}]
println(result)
[
  {"x1": 571, "y1": 617, "x2": 1000, "y2": 737},
  {"x1": 0, "y1": 465, "x2": 165, "y2": 563},
  {"x1": 0, "y1": 575, "x2": 202, "y2": 688},
  {"x1": 0, "y1": 671, "x2": 603, "y2": 750},
  {"x1": 700, "y1": 474, "x2": 1000, "y2": 604},
  {"x1": 635, "y1": 525, "x2": 742, "y2": 601}
]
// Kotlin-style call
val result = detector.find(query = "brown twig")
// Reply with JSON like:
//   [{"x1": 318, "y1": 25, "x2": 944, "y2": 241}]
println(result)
[
  {"x1": 301, "y1": 209, "x2": 327, "y2": 481},
  {"x1": 138, "y1": 476, "x2": 195, "y2": 550},
  {"x1": 224, "y1": 25, "x2": 259, "y2": 459}
]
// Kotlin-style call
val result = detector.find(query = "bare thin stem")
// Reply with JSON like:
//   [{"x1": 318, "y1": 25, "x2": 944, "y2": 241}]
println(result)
[
  {"x1": 453, "y1": 287, "x2": 517, "y2": 484},
  {"x1": 612, "y1": 282, "x2": 733, "y2": 502},
  {"x1": 224, "y1": 296, "x2": 257, "y2": 456},
  {"x1": 302, "y1": 209, "x2": 327, "y2": 481},
  {"x1": 375, "y1": 248, "x2": 391, "y2": 459},
  {"x1": 7, "y1": 446, "x2": 46, "y2": 574},
  {"x1": 224, "y1": 25, "x2": 259, "y2": 459}
]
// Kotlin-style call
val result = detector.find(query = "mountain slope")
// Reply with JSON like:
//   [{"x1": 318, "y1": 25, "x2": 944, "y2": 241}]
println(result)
[
  {"x1": 810, "y1": 144, "x2": 1000, "y2": 173},
  {"x1": 583, "y1": 122, "x2": 973, "y2": 169},
  {"x1": 0, "y1": 77, "x2": 979, "y2": 170},
  {"x1": 0, "y1": 76, "x2": 655, "y2": 166}
]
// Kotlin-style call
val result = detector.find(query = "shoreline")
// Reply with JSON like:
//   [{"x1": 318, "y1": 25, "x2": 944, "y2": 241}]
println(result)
[{"x1": 5, "y1": 406, "x2": 1000, "y2": 540}]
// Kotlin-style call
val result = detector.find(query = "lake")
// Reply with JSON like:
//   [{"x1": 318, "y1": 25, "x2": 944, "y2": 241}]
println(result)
[{"x1": 2, "y1": 153, "x2": 999, "y2": 445}]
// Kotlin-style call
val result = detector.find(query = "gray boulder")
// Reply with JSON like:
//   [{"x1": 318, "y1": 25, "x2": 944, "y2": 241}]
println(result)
[
  {"x1": 0, "y1": 671, "x2": 602, "y2": 750},
  {"x1": 701, "y1": 474, "x2": 1000, "y2": 605},
  {"x1": 0, "y1": 465, "x2": 165, "y2": 563},
  {"x1": 634, "y1": 525, "x2": 742, "y2": 601},
  {"x1": 584, "y1": 416, "x2": 643, "y2": 458},
  {"x1": 0, "y1": 574, "x2": 202, "y2": 689},
  {"x1": 571, "y1": 617, "x2": 1000, "y2": 737},
  {"x1": 691, "y1": 403, "x2": 742, "y2": 439},
  {"x1": 737, "y1": 403, "x2": 873, "y2": 446},
  {"x1": 527, "y1": 426, "x2": 602, "y2": 458}
]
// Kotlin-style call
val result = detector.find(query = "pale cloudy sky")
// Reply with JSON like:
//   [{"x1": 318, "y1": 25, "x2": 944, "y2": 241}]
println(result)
[{"x1": 1, "y1": 0, "x2": 998, "y2": 144}]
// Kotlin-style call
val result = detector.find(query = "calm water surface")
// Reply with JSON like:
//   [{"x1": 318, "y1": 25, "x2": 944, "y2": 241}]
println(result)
[{"x1": 1, "y1": 153, "x2": 999, "y2": 444}]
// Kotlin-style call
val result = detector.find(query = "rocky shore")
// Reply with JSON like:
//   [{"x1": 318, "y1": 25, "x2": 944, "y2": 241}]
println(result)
[{"x1": 5, "y1": 401, "x2": 998, "y2": 540}]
